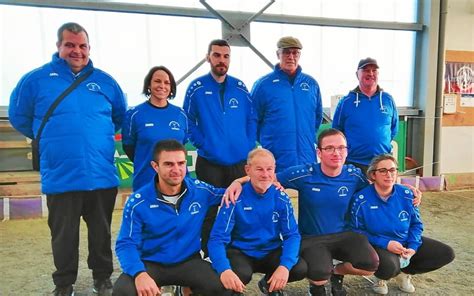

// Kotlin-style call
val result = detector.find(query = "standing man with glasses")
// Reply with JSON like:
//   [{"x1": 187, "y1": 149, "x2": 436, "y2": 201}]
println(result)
[
  {"x1": 9, "y1": 22, "x2": 127, "y2": 296},
  {"x1": 183, "y1": 39, "x2": 257, "y2": 258},
  {"x1": 251, "y1": 36, "x2": 323, "y2": 172},
  {"x1": 332, "y1": 58, "x2": 399, "y2": 174}
]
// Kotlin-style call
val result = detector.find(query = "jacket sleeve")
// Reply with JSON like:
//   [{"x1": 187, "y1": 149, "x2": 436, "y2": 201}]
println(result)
[
  {"x1": 208, "y1": 204, "x2": 236, "y2": 274},
  {"x1": 277, "y1": 194, "x2": 301, "y2": 271},
  {"x1": 390, "y1": 95, "x2": 399, "y2": 140},
  {"x1": 250, "y1": 79, "x2": 265, "y2": 142},
  {"x1": 246, "y1": 93, "x2": 258, "y2": 149},
  {"x1": 115, "y1": 197, "x2": 147, "y2": 277},
  {"x1": 314, "y1": 83, "x2": 323, "y2": 132},
  {"x1": 183, "y1": 86, "x2": 205, "y2": 148},
  {"x1": 406, "y1": 205, "x2": 424, "y2": 251},
  {"x1": 351, "y1": 198, "x2": 390, "y2": 249},
  {"x1": 9, "y1": 74, "x2": 35, "y2": 139},
  {"x1": 110, "y1": 79, "x2": 127, "y2": 132},
  {"x1": 332, "y1": 98, "x2": 345, "y2": 132},
  {"x1": 121, "y1": 108, "x2": 136, "y2": 161}
]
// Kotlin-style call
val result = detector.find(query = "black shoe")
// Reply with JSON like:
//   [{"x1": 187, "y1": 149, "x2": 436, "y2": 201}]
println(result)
[
  {"x1": 308, "y1": 284, "x2": 327, "y2": 296},
  {"x1": 257, "y1": 276, "x2": 286, "y2": 295},
  {"x1": 53, "y1": 285, "x2": 74, "y2": 296},
  {"x1": 258, "y1": 276, "x2": 270, "y2": 294},
  {"x1": 330, "y1": 274, "x2": 347, "y2": 296},
  {"x1": 93, "y1": 278, "x2": 113, "y2": 296}
]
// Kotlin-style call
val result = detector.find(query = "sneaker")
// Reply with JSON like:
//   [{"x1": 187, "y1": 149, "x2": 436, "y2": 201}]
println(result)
[
  {"x1": 53, "y1": 285, "x2": 74, "y2": 296},
  {"x1": 372, "y1": 278, "x2": 388, "y2": 295},
  {"x1": 93, "y1": 278, "x2": 113, "y2": 296},
  {"x1": 308, "y1": 284, "x2": 327, "y2": 296},
  {"x1": 330, "y1": 274, "x2": 347, "y2": 296},
  {"x1": 257, "y1": 276, "x2": 286, "y2": 295},
  {"x1": 398, "y1": 273, "x2": 415, "y2": 293}
]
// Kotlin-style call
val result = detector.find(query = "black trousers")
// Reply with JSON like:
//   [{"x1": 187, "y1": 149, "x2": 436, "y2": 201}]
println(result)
[
  {"x1": 112, "y1": 254, "x2": 227, "y2": 296},
  {"x1": 374, "y1": 236, "x2": 455, "y2": 280},
  {"x1": 47, "y1": 187, "x2": 117, "y2": 286},
  {"x1": 195, "y1": 156, "x2": 246, "y2": 257},
  {"x1": 301, "y1": 231, "x2": 379, "y2": 281},
  {"x1": 226, "y1": 247, "x2": 307, "y2": 285}
]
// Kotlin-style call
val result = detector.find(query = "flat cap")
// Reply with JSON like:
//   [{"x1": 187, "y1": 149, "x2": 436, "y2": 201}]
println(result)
[{"x1": 277, "y1": 36, "x2": 303, "y2": 49}]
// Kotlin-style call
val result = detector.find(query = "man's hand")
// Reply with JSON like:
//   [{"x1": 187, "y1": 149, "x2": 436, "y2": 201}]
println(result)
[
  {"x1": 135, "y1": 272, "x2": 160, "y2": 296},
  {"x1": 220, "y1": 269, "x2": 245, "y2": 293},
  {"x1": 267, "y1": 266, "x2": 289, "y2": 292},
  {"x1": 222, "y1": 178, "x2": 247, "y2": 207},
  {"x1": 387, "y1": 240, "x2": 406, "y2": 255},
  {"x1": 403, "y1": 183, "x2": 422, "y2": 207}
]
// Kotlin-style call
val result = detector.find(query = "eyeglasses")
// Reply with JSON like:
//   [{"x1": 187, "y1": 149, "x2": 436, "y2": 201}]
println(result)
[
  {"x1": 280, "y1": 49, "x2": 301, "y2": 57},
  {"x1": 374, "y1": 168, "x2": 398, "y2": 175},
  {"x1": 319, "y1": 146, "x2": 348, "y2": 153}
]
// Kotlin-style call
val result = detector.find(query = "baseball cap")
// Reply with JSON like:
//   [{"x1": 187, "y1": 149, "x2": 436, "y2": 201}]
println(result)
[
  {"x1": 277, "y1": 36, "x2": 303, "y2": 49},
  {"x1": 357, "y1": 57, "x2": 379, "y2": 70}
]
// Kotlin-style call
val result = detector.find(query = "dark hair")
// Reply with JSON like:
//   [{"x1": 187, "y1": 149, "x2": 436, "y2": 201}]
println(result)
[
  {"x1": 152, "y1": 139, "x2": 186, "y2": 162},
  {"x1": 317, "y1": 128, "x2": 346, "y2": 149},
  {"x1": 207, "y1": 39, "x2": 230, "y2": 55},
  {"x1": 57, "y1": 22, "x2": 89, "y2": 45},
  {"x1": 367, "y1": 154, "x2": 398, "y2": 181},
  {"x1": 142, "y1": 66, "x2": 177, "y2": 99}
]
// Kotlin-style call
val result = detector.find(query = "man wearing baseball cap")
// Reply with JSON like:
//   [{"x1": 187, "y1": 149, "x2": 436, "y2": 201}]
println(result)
[
  {"x1": 251, "y1": 36, "x2": 323, "y2": 172},
  {"x1": 332, "y1": 57, "x2": 399, "y2": 174}
]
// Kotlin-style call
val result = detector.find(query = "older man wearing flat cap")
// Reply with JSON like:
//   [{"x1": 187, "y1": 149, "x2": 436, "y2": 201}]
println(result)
[
  {"x1": 251, "y1": 36, "x2": 323, "y2": 172},
  {"x1": 332, "y1": 57, "x2": 399, "y2": 174}
]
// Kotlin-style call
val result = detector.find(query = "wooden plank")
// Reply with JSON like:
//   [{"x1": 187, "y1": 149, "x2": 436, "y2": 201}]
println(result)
[
  {"x1": 0, "y1": 171, "x2": 40, "y2": 184},
  {"x1": 445, "y1": 50, "x2": 474, "y2": 63},
  {"x1": 0, "y1": 140, "x2": 31, "y2": 149}
]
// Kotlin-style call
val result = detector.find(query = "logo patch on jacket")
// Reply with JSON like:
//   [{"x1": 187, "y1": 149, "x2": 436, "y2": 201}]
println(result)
[
  {"x1": 398, "y1": 210, "x2": 409, "y2": 222},
  {"x1": 86, "y1": 82, "x2": 101, "y2": 92},
  {"x1": 337, "y1": 186, "x2": 349, "y2": 197},
  {"x1": 169, "y1": 121, "x2": 180, "y2": 130},
  {"x1": 300, "y1": 82, "x2": 310, "y2": 91},
  {"x1": 272, "y1": 212, "x2": 279, "y2": 222},
  {"x1": 189, "y1": 202, "x2": 201, "y2": 215},
  {"x1": 229, "y1": 98, "x2": 239, "y2": 109}
]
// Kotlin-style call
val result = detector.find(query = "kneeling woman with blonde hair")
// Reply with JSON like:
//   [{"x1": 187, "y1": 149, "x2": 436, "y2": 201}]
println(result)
[{"x1": 350, "y1": 154, "x2": 454, "y2": 294}]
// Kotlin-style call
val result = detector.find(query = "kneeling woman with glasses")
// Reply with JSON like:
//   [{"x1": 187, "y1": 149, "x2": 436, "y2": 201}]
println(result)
[{"x1": 350, "y1": 154, "x2": 454, "y2": 295}]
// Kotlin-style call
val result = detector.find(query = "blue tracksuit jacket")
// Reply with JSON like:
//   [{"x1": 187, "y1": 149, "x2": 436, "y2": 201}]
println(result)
[
  {"x1": 9, "y1": 53, "x2": 127, "y2": 194},
  {"x1": 183, "y1": 73, "x2": 257, "y2": 165},
  {"x1": 277, "y1": 163, "x2": 368, "y2": 236},
  {"x1": 121, "y1": 101, "x2": 188, "y2": 190},
  {"x1": 115, "y1": 176, "x2": 224, "y2": 277},
  {"x1": 332, "y1": 87, "x2": 399, "y2": 166},
  {"x1": 350, "y1": 184, "x2": 423, "y2": 251},
  {"x1": 208, "y1": 183, "x2": 300, "y2": 274},
  {"x1": 251, "y1": 64, "x2": 323, "y2": 172}
]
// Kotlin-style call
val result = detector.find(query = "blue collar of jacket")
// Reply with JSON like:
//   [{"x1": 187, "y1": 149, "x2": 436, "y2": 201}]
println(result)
[
  {"x1": 149, "y1": 174, "x2": 190, "y2": 210},
  {"x1": 243, "y1": 181, "x2": 277, "y2": 199},
  {"x1": 351, "y1": 85, "x2": 384, "y2": 96},
  {"x1": 273, "y1": 63, "x2": 303, "y2": 80},
  {"x1": 51, "y1": 52, "x2": 94, "y2": 77},
  {"x1": 204, "y1": 72, "x2": 228, "y2": 87}
]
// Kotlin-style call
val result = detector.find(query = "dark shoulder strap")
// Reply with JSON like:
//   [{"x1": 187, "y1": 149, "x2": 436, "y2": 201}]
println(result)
[{"x1": 35, "y1": 69, "x2": 93, "y2": 140}]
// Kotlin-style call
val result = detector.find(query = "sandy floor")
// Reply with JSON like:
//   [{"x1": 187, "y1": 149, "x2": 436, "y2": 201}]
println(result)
[{"x1": 1, "y1": 190, "x2": 472, "y2": 296}]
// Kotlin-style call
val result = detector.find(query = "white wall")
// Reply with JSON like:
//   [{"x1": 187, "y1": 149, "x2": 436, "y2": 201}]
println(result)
[{"x1": 440, "y1": 0, "x2": 474, "y2": 174}]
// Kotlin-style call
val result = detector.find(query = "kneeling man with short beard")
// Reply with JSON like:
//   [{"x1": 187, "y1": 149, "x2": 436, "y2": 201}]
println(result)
[{"x1": 113, "y1": 140, "x2": 228, "y2": 296}]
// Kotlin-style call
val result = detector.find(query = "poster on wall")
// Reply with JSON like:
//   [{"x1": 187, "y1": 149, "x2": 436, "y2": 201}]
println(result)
[{"x1": 444, "y1": 62, "x2": 474, "y2": 94}]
